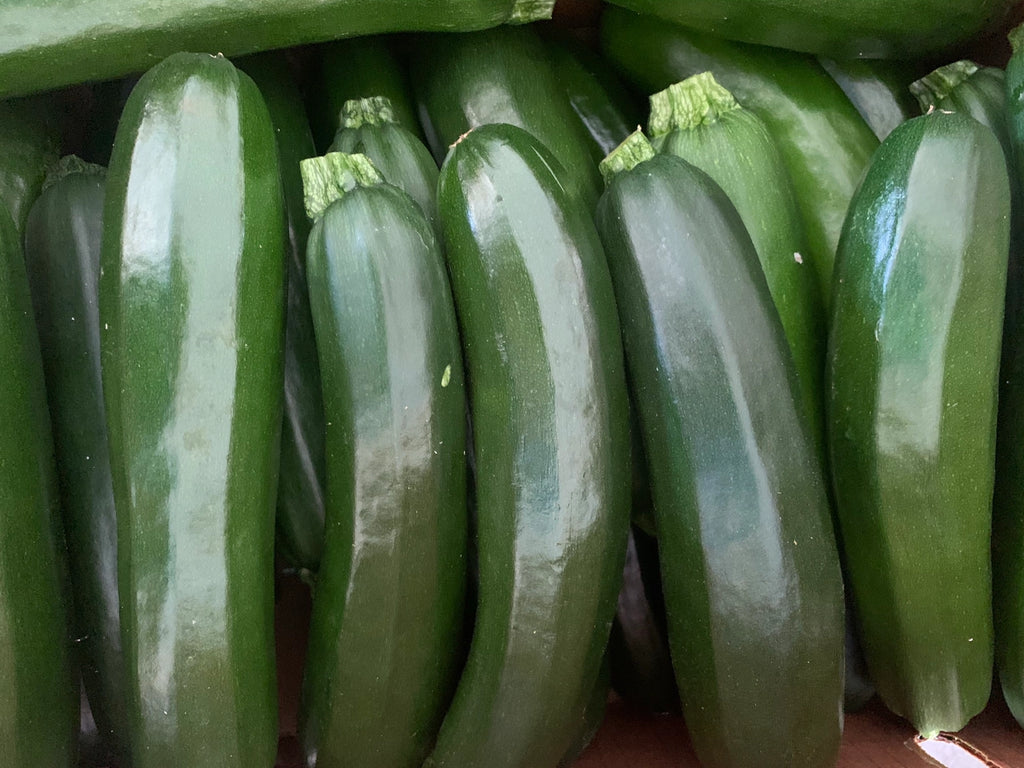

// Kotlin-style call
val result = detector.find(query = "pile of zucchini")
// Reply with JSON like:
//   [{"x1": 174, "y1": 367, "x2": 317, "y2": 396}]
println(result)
[{"x1": 2, "y1": 2, "x2": 1024, "y2": 768}]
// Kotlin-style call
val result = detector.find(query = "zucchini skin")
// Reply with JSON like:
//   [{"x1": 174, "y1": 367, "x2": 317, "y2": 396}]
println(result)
[
  {"x1": 828, "y1": 112, "x2": 1009, "y2": 737},
  {"x1": 428, "y1": 123, "x2": 630, "y2": 768},
  {"x1": 99, "y1": 52, "x2": 285, "y2": 768},
  {"x1": 23, "y1": 160, "x2": 128, "y2": 765},
  {"x1": 0, "y1": 0, "x2": 549, "y2": 99},
  {"x1": 0, "y1": 95, "x2": 62, "y2": 234},
  {"x1": 603, "y1": 0, "x2": 1014, "y2": 59},
  {"x1": 596, "y1": 149, "x2": 844, "y2": 768},
  {"x1": 298, "y1": 181, "x2": 467, "y2": 768},
  {"x1": 601, "y1": 6, "x2": 877, "y2": 306},
  {"x1": 410, "y1": 26, "x2": 602, "y2": 208},
  {"x1": 0, "y1": 199, "x2": 78, "y2": 767},
  {"x1": 819, "y1": 58, "x2": 920, "y2": 142},
  {"x1": 239, "y1": 53, "x2": 325, "y2": 573}
]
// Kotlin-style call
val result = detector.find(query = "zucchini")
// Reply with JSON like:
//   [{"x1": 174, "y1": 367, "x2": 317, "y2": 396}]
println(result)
[
  {"x1": 99, "y1": 52, "x2": 285, "y2": 768},
  {"x1": 297, "y1": 153, "x2": 467, "y2": 768},
  {"x1": 596, "y1": 131, "x2": 844, "y2": 768},
  {"x1": 648, "y1": 73, "x2": 825, "y2": 453},
  {"x1": 0, "y1": 0, "x2": 554, "y2": 99},
  {"x1": 602, "y1": 0, "x2": 1015, "y2": 59},
  {"x1": 239, "y1": 52, "x2": 325, "y2": 574},
  {"x1": 308, "y1": 36, "x2": 422, "y2": 152},
  {"x1": 23, "y1": 157, "x2": 127, "y2": 765},
  {"x1": 557, "y1": 656, "x2": 611, "y2": 768},
  {"x1": 0, "y1": 94, "x2": 62, "y2": 234},
  {"x1": 0, "y1": 198, "x2": 78, "y2": 768},
  {"x1": 601, "y1": 6, "x2": 878, "y2": 307},
  {"x1": 328, "y1": 97, "x2": 439, "y2": 233},
  {"x1": 819, "y1": 58, "x2": 920, "y2": 141},
  {"x1": 911, "y1": 61, "x2": 1011, "y2": 156},
  {"x1": 410, "y1": 25, "x2": 602, "y2": 208},
  {"x1": 828, "y1": 111, "x2": 1009, "y2": 737},
  {"x1": 428, "y1": 123, "x2": 630, "y2": 768}
]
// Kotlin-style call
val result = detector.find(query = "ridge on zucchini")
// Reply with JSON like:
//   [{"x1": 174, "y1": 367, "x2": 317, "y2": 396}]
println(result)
[
  {"x1": 300, "y1": 152, "x2": 383, "y2": 221},
  {"x1": 648, "y1": 73, "x2": 739, "y2": 135}
]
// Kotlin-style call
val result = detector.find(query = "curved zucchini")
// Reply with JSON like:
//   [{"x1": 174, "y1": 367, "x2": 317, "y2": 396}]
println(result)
[
  {"x1": 410, "y1": 26, "x2": 602, "y2": 208},
  {"x1": 239, "y1": 52, "x2": 326, "y2": 573},
  {"x1": 297, "y1": 153, "x2": 467, "y2": 768},
  {"x1": 428, "y1": 123, "x2": 630, "y2": 768},
  {"x1": 649, "y1": 73, "x2": 825, "y2": 452},
  {"x1": 23, "y1": 157, "x2": 127, "y2": 765},
  {"x1": 596, "y1": 131, "x2": 844, "y2": 768},
  {"x1": 328, "y1": 97, "x2": 439, "y2": 233},
  {"x1": 99, "y1": 52, "x2": 285, "y2": 768},
  {"x1": 828, "y1": 111, "x2": 1009, "y2": 737},
  {"x1": 557, "y1": 655, "x2": 610, "y2": 768},
  {"x1": 308, "y1": 36, "x2": 422, "y2": 151},
  {"x1": 0, "y1": 94, "x2": 62, "y2": 234},
  {"x1": 819, "y1": 58, "x2": 919, "y2": 142},
  {"x1": 0, "y1": 198, "x2": 78, "y2": 768},
  {"x1": 601, "y1": 6, "x2": 878, "y2": 306}
]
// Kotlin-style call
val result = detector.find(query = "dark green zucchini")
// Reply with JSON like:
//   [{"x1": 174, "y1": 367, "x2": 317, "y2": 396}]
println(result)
[
  {"x1": 557, "y1": 655, "x2": 611, "y2": 767},
  {"x1": 0, "y1": 198, "x2": 78, "y2": 768},
  {"x1": 0, "y1": 0, "x2": 554, "y2": 99},
  {"x1": 602, "y1": 0, "x2": 1015, "y2": 59},
  {"x1": 601, "y1": 6, "x2": 878, "y2": 307},
  {"x1": 239, "y1": 52, "x2": 326, "y2": 574},
  {"x1": 828, "y1": 111, "x2": 1009, "y2": 737},
  {"x1": 596, "y1": 131, "x2": 844, "y2": 768},
  {"x1": 648, "y1": 73, "x2": 825, "y2": 453},
  {"x1": 541, "y1": 31, "x2": 641, "y2": 161},
  {"x1": 23, "y1": 157, "x2": 127, "y2": 766},
  {"x1": 427, "y1": 123, "x2": 630, "y2": 768},
  {"x1": 297, "y1": 153, "x2": 467, "y2": 768},
  {"x1": 0, "y1": 94, "x2": 62, "y2": 234},
  {"x1": 99, "y1": 52, "x2": 285, "y2": 768},
  {"x1": 308, "y1": 36, "x2": 422, "y2": 151},
  {"x1": 328, "y1": 96, "x2": 439, "y2": 233},
  {"x1": 410, "y1": 25, "x2": 602, "y2": 208},
  {"x1": 996, "y1": 25, "x2": 1024, "y2": 731},
  {"x1": 819, "y1": 58, "x2": 920, "y2": 141}
]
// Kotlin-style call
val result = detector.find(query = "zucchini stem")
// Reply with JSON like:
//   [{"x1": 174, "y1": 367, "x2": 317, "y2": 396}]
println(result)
[
  {"x1": 599, "y1": 129, "x2": 655, "y2": 184},
  {"x1": 910, "y1": 61, "x2": 980, "y2": 113},
  {"x1": 300, "y1": 152, "x2": 383, "y2": 221},
  {"x1": 42, "y1": 154, "x2": 106, "y2": 191},
  {"x1": 508, "y1": 0, "x2": 556, "y2": 23},
  {"x1": 648, "y1": 73, "x2": 739, "y2": 136},
  {"x1": 340, "y1": 96, "x2": 397, "y2": 130}
]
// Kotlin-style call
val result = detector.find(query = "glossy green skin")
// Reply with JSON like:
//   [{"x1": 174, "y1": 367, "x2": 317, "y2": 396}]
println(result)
[
  {"x1": 411, "y1": 26, "x2": 602, "y2": 209},
  {"x1": 820, "y1": 58, "x2": 920, "y2": 141},
  {"x1": 601, "y1": 7, "x2": 878, "y2": 308},
  {"x1": 608, "y1": 527, "x2": 680, "y2": 715},
  {"x1": 23, "y1": 166, "x2": 129, "y2": 765},
  {"x1": 428, "y1": 124, "x2": 630, "y2": 768},
  {"x1": 99, "y1": 53, "x2": 285, "y2": 768},
  {"x1": 239, "y1": 53, "x2": 325, "y2": 573},
  {"x1": 557, "y1": 655, "x2": 611, "y2": 768},
  {"x1": 0, "y1": 0, "x2": 534, "y2": 99},
  {"x1": 828, "y1": 112, "x2": 1009, "y2": 738},
  {"x1": 0, "y1": 94, "x2": 61, "y2": 234},
  {"x1": 996, "y1": 52, "x2": 1024, "y2": 730},
  {"x1": 596, "y1": 152, "x2": 844, "y2": 768},
  {"x1": 922, "y1": 67, "x2": 1012, "y2": 158},
  {"x1": 604, "y1": 0, "x2": 1014, "y2": 59},
  {"x1": 329, "y1": 119, "x2": 439, "y2": 234},
  {"x1": 542, "y1": 33, "x2": 640, "y2": 161},
  {"x1": 299, "y1": 184, "x2": 467, "y2": 768},
  {"x1": 0, "y1": 200, "x2": 78, "y2": 768},
  {"x1": 309, "y1": 36, "x2": 422, "y2": 151},
  {"x1": 653, "y1": 108, "x2": 825, "y2": 455}
]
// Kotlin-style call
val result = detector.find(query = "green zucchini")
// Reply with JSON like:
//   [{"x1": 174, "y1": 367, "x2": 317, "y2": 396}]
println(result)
[
  {"x1": 601, "y1": 6, "x2": 878, "y2": 307},
  {"x1": 0, "y1": 94, "x2": 62, "y2": 234},
  {"x1": 911, "y1": 61, "x2": 1010, "y2": 155},
  {"x1": 995, "y1": 25, "x2": 1024, "y2": 730},
  {"x1": 819, "y1": 58, "x2": 920, "y2": 141},
  {"x1": 297, "y1": 153, "x2": 467, "y2": 768},
  {"x1": 0, "y1": 0, "x2": 554, "y2": 100},
  {"x1": 239, "y1": 52, "x2": 325, "y2": 574},
  {"x1": 596, "y1": 131, "x2": 844, "y2": 768},
  {"x1": 23, "y1": 157, "x2": 127, "y2": 766},
  {"x1": 649, "y1": 73, "x2": 825, "y2": 453},
  {"x1": 328, "y1": 97, "x2": 439, "y2": 233},
  {"x1": 557, "y1": 656, "x2": 611, "y2": 768},
  {"x1": 602, "y1": 0, "x2": 1015, "y2": 59},
  {"x1": 428, "y1": 123, "x2": 630, "y2": 768},
  {"x1": 0, "y1": 198, "x2": 78, "y2": 768},
  {"x1": 410, "y1": 25, "x2": 602, "y2": 208},
  {"x1": 828, "y1": 111, "x2": 1009, "y2": 737},
  {"x1": 99, "y1": 52, "x2": 285, "y2": 767},
  {"x1": 308, "y1": 36, "x2": 422, "y2": 151}
]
